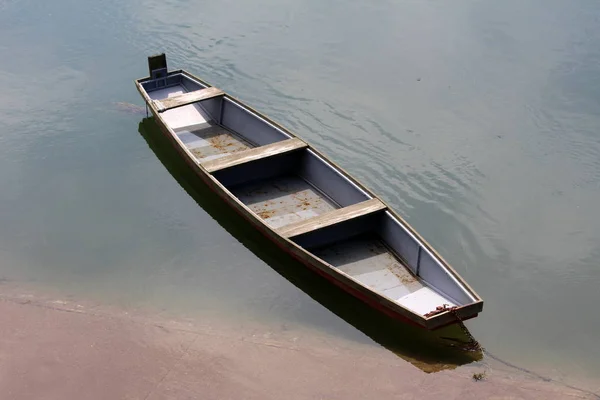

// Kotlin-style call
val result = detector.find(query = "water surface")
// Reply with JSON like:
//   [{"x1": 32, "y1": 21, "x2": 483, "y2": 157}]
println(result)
[{"x1": 1, "y1": 0, "x2": 599, "y2": 392}]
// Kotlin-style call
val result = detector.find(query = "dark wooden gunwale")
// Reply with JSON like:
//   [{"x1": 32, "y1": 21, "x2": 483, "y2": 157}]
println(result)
[{"x1": 135, "y1": 70, "x2": 483, "y2": 329}]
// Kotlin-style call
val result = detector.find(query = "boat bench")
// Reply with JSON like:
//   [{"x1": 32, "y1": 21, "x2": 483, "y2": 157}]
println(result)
[
  {"x1": 153, "y1": 86, "x2": 224, "y2": 113},
  {"x1": 201, "y1": 138, "x2": 307, "y2": 173},
  {"x1": 277, "y1": 198, "x2": 386, "y2": 238}
]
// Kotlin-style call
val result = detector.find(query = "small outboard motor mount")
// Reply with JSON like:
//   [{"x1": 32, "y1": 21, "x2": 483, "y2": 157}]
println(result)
[{"x1": 148, "y1": 53, "x2": 168, "y2": 87}]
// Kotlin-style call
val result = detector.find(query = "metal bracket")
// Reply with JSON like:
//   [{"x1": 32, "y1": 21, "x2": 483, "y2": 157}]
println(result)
[{"x1": 148, "y1": 53, "x2": 168, "y2": 87}]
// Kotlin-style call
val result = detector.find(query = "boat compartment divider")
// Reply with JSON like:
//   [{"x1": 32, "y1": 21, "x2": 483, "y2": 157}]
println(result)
[
  {"x1": 202, "y1": 138, "x2": 307, "y2": 173},
  {"x1": 277, "y1": 198, "x2": 386, "y2": 238},
  {"x1": 153, "y1": 87, "x2": 224, "y2": 112}
]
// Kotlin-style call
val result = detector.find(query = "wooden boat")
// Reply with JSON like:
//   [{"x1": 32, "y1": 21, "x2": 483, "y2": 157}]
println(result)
[{"x1": 135, "y1": 54, "x2": 483, "y2": 330}]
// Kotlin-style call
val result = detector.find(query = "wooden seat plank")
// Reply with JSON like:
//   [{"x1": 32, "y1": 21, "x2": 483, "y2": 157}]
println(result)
[
  {"x1": 154, "y1": 87, "x2": 224, "y2": 112},
  {"x1": 277, "y1": 198, "x2": 386, "y2": 238},
  {"x1": 202, "y1": 138, "x2": 307, "y2": 173}
]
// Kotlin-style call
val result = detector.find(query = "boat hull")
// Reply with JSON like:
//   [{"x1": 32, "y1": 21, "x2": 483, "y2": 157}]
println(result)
[{"x1": 135, "y1": 64, "x2": 483, "y2": 330}]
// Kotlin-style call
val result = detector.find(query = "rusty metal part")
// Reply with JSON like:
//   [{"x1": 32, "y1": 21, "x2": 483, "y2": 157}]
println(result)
[{"x1": 424, "y1": 304, "x2": 456, "y2": 318}]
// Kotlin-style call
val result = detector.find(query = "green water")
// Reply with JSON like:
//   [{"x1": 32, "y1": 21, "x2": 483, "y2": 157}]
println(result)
[{"x1": 1, "y1": 0, "x2": 599, "y2": 392}]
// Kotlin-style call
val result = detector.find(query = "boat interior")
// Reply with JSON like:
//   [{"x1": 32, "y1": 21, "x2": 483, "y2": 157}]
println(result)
[{"x1": 139, "y1": 71, "x2": 477, "y2": 319}]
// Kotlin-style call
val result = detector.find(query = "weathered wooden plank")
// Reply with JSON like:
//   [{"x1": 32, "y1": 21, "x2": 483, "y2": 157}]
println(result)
[
  {"x1": 153, "y1": 87, "x2": 224, "y2": 112},
  {"x1": 277, "y1": 198, "x2": 386, "y2": 238},
  {"x1": 202, "y1": 138, "x2": 307, "y2": 173}
]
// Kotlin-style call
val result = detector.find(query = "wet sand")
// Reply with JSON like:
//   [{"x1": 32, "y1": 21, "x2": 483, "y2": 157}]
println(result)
[{"x1": 0, "y1": 285, "x2": 595, "y2": 400}]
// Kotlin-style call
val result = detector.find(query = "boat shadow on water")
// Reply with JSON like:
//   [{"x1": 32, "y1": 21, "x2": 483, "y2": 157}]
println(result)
[{"x1": 138, "y1": 117, "x2": 482, "y2": 373}]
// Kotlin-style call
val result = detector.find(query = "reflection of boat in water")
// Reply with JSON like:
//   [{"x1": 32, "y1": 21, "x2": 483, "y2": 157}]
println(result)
[{"x1": 135, "y1": 53, "x2": 483, "y2": 331}]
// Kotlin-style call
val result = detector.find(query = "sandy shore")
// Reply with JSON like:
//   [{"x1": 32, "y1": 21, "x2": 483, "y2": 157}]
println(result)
[{"x1": 0, "y1": 285, "x2": 596, "y2": 400}]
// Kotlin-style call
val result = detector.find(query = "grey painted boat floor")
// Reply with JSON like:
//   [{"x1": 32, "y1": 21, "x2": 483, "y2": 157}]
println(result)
[
  {"x1": 231, "y1": 175, "x2": 339, "y2": 229},
  {"x1": 149, "y1": 84, "x2": 255, "y2": 162},
  {"x1": 175, "y1": 123, "x2": 254, "y2": 163},
  {"x1": 313, "y1": 235, "x2": 456, "y2": 315}
]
